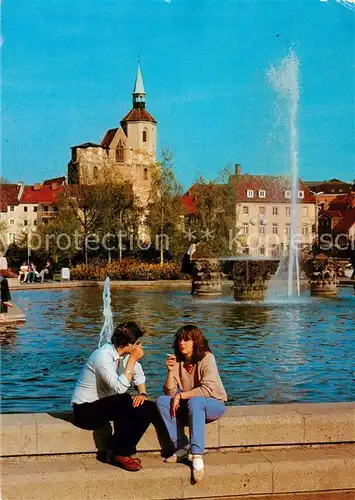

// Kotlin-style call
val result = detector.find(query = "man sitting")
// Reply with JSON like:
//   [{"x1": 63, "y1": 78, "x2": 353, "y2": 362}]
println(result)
[{"x1": 71, "y1": 321, "x2": 157, "y2": 471}]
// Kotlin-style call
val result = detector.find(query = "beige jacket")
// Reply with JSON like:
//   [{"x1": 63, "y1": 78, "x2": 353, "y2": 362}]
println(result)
[{"x1": 163, "y1": 352, "x2": 227, "y2": 402}]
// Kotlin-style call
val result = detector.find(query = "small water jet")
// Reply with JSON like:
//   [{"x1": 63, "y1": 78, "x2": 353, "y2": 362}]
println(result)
[{"x1": 98, "y1": 277, "x2": 114, "y2": 347}]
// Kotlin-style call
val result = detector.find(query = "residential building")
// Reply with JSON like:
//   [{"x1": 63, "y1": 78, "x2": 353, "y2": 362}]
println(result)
[
  {"x1": 0, "y1": 178, "x2": 65, "y2": 245},
  {"x1": 67, "y1": 64, "x2": 157, "y2": 207},
  {"x1": 318, "y1": 190, "x2": 355, "y2": 254},
  {"x1": 229, "y1": 165, "x2": 316, "y2": 257},
  {"x1": 305, "y1": 178, "x2": 353, "y2": 211}
]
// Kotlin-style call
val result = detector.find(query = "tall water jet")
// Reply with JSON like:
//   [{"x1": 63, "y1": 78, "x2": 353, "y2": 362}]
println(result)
[
  {"x1": 268, "y1": 50, "x2": 301, "y2": 297},
  {"x1": 98, "y1": 277, "x2": 114, "y2": 347}
]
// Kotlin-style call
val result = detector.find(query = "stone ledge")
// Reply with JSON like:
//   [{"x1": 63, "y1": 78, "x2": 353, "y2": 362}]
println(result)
[
  {"x1": 2, "y1": 446, "x2": 354, "y2": 500},
  {"x1": 1, "y1": 402, "x2": 354, "y2": 457}
]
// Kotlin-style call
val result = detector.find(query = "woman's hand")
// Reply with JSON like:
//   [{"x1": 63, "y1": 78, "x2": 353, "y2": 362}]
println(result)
[
  {"x1": 166, "y1": 354, "x2": 176, "y2": 372},
  {"x1": 170, "y1": 393, "x2": 181, "y2": 418},
  {"x1": 132, "y1": 394, "x2": 147, "y2": 407}
]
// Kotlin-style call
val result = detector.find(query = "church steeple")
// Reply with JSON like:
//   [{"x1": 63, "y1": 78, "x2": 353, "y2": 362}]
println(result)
[{"x1": 133, "y1": 63, "x2": 146, "y2": 109}]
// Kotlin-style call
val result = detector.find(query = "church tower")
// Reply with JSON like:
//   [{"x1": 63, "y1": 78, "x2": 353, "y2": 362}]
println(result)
[{"x1": 69, "y1": 64, "x2": 157, "y2": 207}]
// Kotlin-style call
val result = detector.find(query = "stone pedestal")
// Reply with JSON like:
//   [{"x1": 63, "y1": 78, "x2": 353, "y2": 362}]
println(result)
[
  {"x1": 310, "y1": 280, "x2": 339, "y2": 297},
  {"x1": 191, "y1": 259, "x2": 223, "y2": 296},
  {"x1": 229, "y1": 259, "x2": 279, "y2": 302}
]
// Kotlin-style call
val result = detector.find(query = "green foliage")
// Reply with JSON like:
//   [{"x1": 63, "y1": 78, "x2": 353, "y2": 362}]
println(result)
[
  {"x1": 70, "y1": 258, "x2": 185, "y2": 281},
  {"x1": 186, "y1": 168, "x2": 237, "y2": 256},
  {"x1": 146, "y1": 149, "x2": 186, "y2": 263}
]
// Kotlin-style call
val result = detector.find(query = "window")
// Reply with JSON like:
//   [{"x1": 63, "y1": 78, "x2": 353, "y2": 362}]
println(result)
[
  {"x1": 24, "y1": 220, "x2": 28, "y2": 226},
  {"x1": 93, "y1": 166, "x2": 98, "y2": 179},
  {"x1": 43, "y1": 206, "x2": 49, "y2": 212},
  {"x1": 10, "y1": 219, "x2": 14, "y2": 225},
  {"x1": 33, "y1": 206, "x2": 38, "y2": 212},
  {"x1": 242, "y1": 223, "x2": 249, "y2": 235},
  {"x1": 302, "y1": 206, "x2": 308, "y2": 217},
  {"x1": 247, "y1": 189, "x2": 254, "y2": 198},
  {"x1": 298, "y1": 190, "x2": 304, "y2": 199},
  {"x1": 259, "y1": 206, "x2": 265, "y2": 215},
  {"x1": 272, "y1": 224, "x2": 278, "y2": 235},
  {"x1": 259, "y1": 225, "x2": 265, "y2": 235},
  {"x1": 10, "y1": 205, "x2": 14, "y2": 211},
  {"x1": 143, "y1": 130, "x2": 147, "y2": 143},
  {"x1": 242, "y1": 247, "x2": 250, "y2": 255},
  {"x1": 43, "y1": 219, "x2": 48, "y2": 225},
  {"x1": 285, "y1": 224, "x2": 290, "y2": 235},
  {"x1": 33, "y1": 220, "x2": 37, "y2": 226},
  {"x1": 339, "y1": 189, "x2": 343, "y2": 193},
  {"x1": 242, "y1": 206, "x2": 249, "y2": 215},
  {"x1": 272, "y1": 206, "x2": 278, "y2": 215},
  {"x1": 286, "y1": 206, "x2": 291, "y2": 216},
  {"x1": 116, "y1": 140, "x2": 125, "y2": 162},
  {"x1": 285, "y1": 190, "x2": 291, "y2": 199},
  {"x1": 24, "y1": 206, "x2": 28, "y2": 212},
  {"x1": 143, "y1": 168, "x2": 148, "y2": 180},
  {"x1": 260, "y1": 246, "x2": 265, "y2": 256},
  {"x1": 302, "y1": 225, "x2": 309, "y2": 236},
  {"x1": 258, "y1": 190, "x2": 266, "y2": 198}
]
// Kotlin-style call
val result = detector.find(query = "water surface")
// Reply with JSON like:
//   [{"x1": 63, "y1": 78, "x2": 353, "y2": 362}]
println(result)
[{"x1": 1, "y1": 286, "x2": 354, "y2": 413}]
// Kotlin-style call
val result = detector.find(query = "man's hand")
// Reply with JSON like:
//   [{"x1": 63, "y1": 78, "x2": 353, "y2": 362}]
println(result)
[
  {"x1": 129, "y1": 342, "x2": 144, "y2": 362},
  {"x1": 170, "y1": 393, "x2": 181, "y2": 418},
  {"x1": 132, "y1": 394, "x2": 147, "y2": 407}
]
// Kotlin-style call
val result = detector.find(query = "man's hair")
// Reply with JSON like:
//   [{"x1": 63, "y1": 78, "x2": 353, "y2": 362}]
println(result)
[
  {"x1": 111, "y1": 321, "x2": 145, "y2": 347},
  {"x1": 173, "y1": 324, "x2": 211, "y2": 364}
]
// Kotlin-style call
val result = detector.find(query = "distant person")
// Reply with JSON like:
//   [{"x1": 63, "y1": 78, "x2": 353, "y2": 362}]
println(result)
[
  {"x1": 181, "y1": 243, "x2": 197, "y2": 276},
  {"x1": 347, "y1": 240, "x2": 355, "y2": 279},
  {"x1": 18, "y1": 262, "x2": 28, "y2": 283},
  {"x1": 25, "y1": 262, "x2": 36, "y2": 283},
  {"x1": 71, "y1": 322, "x2": 157, "y2": 471},
  {"x1": 39, "y1": 260, "x2": 51, "y2": 283},
  {"x1": 0, "y1": 272, "x2": 13, "y2": 316},
  {"x1": 156, "y1": 325, "x2": 227, "y2": 483}
]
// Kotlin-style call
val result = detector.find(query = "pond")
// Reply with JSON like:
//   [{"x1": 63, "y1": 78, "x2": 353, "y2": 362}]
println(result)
[{"x1": 1, "y1": 285, "x2": 354, "y2": 413}]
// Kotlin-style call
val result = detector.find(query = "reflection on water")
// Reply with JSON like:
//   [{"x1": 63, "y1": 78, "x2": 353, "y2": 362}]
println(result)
[{"x1": 1, "y1": 286, "x2": 354, "y2": 413}]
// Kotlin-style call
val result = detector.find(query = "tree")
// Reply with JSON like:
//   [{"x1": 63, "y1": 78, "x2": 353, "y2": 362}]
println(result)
[
  {"x1": 186, "y1": 168, "x2": 238, "y2": 256},
  {"x1": 146, "y1": 149, "x2": 186, "y2": 264}
]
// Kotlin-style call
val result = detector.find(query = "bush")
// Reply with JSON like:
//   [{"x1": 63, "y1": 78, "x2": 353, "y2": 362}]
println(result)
[{"x1": 70, "y1": 258, "x2": 186, "y2": 281}]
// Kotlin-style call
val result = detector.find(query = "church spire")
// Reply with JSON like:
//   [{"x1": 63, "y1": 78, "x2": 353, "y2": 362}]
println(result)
[{"x1": 133, "y1": 62, "x2": 146, "y2": 109}]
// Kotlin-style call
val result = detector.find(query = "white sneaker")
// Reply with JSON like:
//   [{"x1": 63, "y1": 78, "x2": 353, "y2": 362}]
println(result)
[
  {"x1": 192, "y1": 454, "x2": 204, "y2": 482},
  {"x1": 164, "y1": 445, "x2": 190, "y2": 463}
]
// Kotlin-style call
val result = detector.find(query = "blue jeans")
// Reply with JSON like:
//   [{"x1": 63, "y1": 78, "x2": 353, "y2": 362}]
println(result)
[{"x1": 156, "y1": 395, "x2": 225, "y2": 455}]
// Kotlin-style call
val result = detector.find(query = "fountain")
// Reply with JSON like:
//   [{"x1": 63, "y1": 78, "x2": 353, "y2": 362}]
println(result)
[
  {"x1": 98, "y1": 276, "x2": 114, "y2": 346},
  {"x1": 304, "y1": 255, "x2": 340, "y2": 297},
  {"x1": 191, "y1": 244, "x2": 223, "y2": 296},
  {"x1": 268, "y1": 50, "x2": 301, "y2": 298}
]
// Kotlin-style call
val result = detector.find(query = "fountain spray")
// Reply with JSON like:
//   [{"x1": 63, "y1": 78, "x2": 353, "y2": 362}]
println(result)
[{"x1": 268, "y1": 50, "x2": 301, "y2": 297}]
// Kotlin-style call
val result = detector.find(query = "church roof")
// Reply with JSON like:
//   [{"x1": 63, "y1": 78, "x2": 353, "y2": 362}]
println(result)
[
  {"x1": 133, "y1": 64, "x2": 145, "y2": 95},
  {"x1": 101, "y1": 128, "x2": 119, "y2": 148},
  {"x1": 71, "y1": 142, "x2": 103, "y2": 149},
  {"x1": 120, "y1": 108, "x2": 157, "y2": 124}
]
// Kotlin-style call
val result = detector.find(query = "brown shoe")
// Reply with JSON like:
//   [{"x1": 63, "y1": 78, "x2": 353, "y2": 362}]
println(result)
[{"x1": 111, "y1": 455, "x2": 142, "y2": 471}]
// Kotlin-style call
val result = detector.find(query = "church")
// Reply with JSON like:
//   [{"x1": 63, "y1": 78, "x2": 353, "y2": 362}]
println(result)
[{"x1": 67, "y1": 64, "x2": 157, "y2": 207}]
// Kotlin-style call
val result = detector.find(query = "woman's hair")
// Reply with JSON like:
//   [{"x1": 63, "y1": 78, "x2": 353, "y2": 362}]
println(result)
[
  {"x1": 173, "y1": 324, "x2": 211, "y2": 363},
  {"x1": 111, "y1": 321, "x2": 144, "y2": 347}
]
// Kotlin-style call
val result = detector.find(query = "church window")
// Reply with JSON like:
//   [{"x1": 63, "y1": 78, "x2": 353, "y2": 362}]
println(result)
[
  {"x1": 143, "y1": 130, "x2": 147, "y2": 143},
  {"x1": 116, "y1": 141, "x2": 125, "y2": 163},
  {"x1": 93, "y1": 167, "x2": 98, "y2": 180},
  {"x1": 143, "y1": 168, "x2": 148, "y2": 180}
]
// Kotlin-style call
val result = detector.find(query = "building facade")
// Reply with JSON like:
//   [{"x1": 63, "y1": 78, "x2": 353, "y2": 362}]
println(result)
[
  {"x1": 229, "y1": 165, "x2": 316, "y2": 257},
  {"x1": 0, "y1": 178, "x2": 65, "y2": 245},
  {"x1": 68, "y1": 64, "x2": 157, "y2": 207}
]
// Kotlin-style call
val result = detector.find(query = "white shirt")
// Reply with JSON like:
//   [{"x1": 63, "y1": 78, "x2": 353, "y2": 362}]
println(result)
[{"x1": 71, "y1": 343, "x2": 146, "y2": 404}]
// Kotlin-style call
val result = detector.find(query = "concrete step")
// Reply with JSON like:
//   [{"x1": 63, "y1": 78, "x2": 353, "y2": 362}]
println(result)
[
  {"x1": 2, "y1": 445, "x2": 355, "y2": 500},
  {"x1": 2, "y1": 403, "x2": 355, "y2": 457}
]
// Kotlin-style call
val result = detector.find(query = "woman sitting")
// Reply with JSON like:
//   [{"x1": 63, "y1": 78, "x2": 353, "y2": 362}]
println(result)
[{"x1": 156, "y1": 325, "x2": 227, "y2": 482}]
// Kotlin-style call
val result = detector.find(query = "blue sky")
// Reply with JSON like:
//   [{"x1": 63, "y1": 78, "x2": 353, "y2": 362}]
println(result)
[{"x1": 2, "y1": 0, "x2": 354, "y2": 189}]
